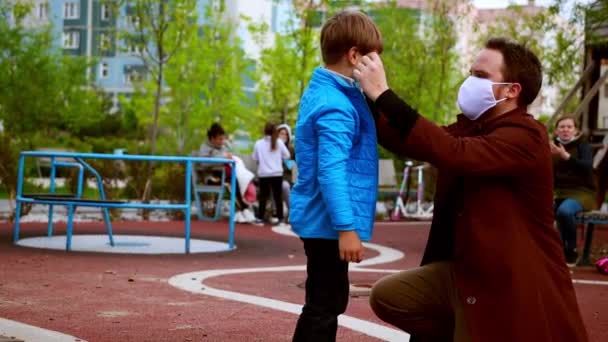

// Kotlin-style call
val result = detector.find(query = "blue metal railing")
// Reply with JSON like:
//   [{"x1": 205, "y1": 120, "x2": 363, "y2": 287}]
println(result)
[{"x1": 13, "y1": 151, "x2": 237, "y2": 253}]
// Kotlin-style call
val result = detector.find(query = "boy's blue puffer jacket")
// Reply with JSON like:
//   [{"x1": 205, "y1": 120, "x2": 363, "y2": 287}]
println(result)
[{"x1": 289, "y1": 67, "x2": 378, "y2": 241}]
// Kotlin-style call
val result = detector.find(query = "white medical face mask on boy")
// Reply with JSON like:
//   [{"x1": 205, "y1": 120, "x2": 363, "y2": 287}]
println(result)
[{"x1": 457, "y1": 76, "x2": 513, "y2": 121}]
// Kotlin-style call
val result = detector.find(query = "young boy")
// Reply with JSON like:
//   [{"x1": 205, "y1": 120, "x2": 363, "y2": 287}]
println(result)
[{"x1": 289, "y1": 10, "x2": 383, "y2": 341}]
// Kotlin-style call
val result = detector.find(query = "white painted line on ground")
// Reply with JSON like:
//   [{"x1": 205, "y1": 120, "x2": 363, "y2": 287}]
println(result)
[
  {"x1": 573, "y1": 279, "x2": 608, "y2": 286},
  {"x1": 271, "y1": 225, "x2": 405, "y2": 267},
  {"x1": 0, "y1": 317, "x2": 86, "y2": 342},
  {"x1": 169, "y1": 267, "x2": 409, "y2": 341},
  {"x1": 169, "y1": 225, "x2": 409, "y2": 341}
]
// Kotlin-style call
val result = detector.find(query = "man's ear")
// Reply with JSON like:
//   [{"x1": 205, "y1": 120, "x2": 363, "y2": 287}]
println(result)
[
  {"x1": 347, "y1": 47, "x2": 359, "y2": 66},
  {"x1": 507, "y1": 83, "x2": 522, "y2": 100}
]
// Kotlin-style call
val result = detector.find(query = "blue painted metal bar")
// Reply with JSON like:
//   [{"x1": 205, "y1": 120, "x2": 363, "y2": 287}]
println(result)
[
  {"x1": 228, "y1": 160, "x2": 236, "y2": 250},
  {"x1": 75, "y1": 158, "x2": 114, "y2": 246},
  {"x1": 185, "y1": 160, "x2": 192, "y2": 254},
  {"x1": 21, "y1": 151, "x2": 231, "y2": 164},
  {"x1": 47, "y1": 157, "x2": 57, "y2": 236},
  {"x1": 48, "y1": 161, "x2": 85, "y2": 239},
  {"x1": 14, "y1": 151, "x2": 237, "y2": 253},
  {"x1": 13, "y1": 155, "x2": 26, "y2": 242}
]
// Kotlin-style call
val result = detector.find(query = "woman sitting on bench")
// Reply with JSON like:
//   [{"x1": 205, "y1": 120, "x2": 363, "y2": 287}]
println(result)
[{"x1": 551, "y1": 115, "x2": 596, "y2": 266}]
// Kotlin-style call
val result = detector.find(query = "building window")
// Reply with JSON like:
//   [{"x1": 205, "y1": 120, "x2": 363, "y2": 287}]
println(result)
[
  {"x1": 100, "y1": 33, "x2": 111, "y2": 51},
  {"x1": 128, "y1": 43, "x2": 143, "y2": 55},
  {"x1": 64, "y1": 2, "x2": 79, "y2": 19},
  {"x1": 37, "y1": 2, "x2": 49, "y2": 20},
  {"x1": 101, "y1": 4, "x2": 111, "y2": 20},
  {"x1": 62, "y1": 31, "x2": 80, "y2": 49},
  {"x1": 127, "y1": 15, "x2": 140, "y2": 28},
  {"x1": 126, "y1": 70, "x2": 143, "y2": 84},
  {"x1": 100, "y1": 63, "x2": 109, "y2": 79}
]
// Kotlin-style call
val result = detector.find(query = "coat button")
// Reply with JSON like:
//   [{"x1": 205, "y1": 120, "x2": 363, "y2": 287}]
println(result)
[{"x1": 466, "y1": 296, "x2": 476, "y2": 305}]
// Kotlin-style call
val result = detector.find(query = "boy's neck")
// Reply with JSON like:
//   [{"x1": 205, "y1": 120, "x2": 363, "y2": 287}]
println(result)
[{"x1": 325, "y1": 64, "x2": 354, "y2": 80}]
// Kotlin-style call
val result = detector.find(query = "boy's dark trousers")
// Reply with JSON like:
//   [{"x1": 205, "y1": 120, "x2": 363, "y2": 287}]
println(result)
[{"x1": 293, "y1": 238, "x2": 349, "y2": 342}]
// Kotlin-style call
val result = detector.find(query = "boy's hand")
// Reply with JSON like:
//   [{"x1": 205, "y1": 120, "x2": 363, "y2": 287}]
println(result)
[{"x1": 339, "y1": 230, "x2": 363, "y2": 263}]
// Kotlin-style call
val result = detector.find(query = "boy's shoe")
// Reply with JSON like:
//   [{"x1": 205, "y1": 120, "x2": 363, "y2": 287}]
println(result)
[
  {"x1": 252, "y1": 218, "x2": 265, "y2": 226},
  {"x1": 269, "y1": 217, "x2": 279, "y2": 224},
  {"x1": 565, "y1": 249, "x2": 579, "y2": 267}
]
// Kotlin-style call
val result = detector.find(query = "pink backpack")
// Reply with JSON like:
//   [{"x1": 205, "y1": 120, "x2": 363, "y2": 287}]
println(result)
[{"x1": 596, "y1": 257, "x2": 608, "y2": 275}]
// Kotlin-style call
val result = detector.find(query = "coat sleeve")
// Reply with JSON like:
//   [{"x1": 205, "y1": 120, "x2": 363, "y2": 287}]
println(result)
[
  {"x1": 374, "y1": 89, "x2": 545, "y2": 177},
  {"x1": 315, "y1": 108, "x2": 356, "y2": 231},
  {"x1": 566, "y1": 142, "x2": 593, "y2": 172}
]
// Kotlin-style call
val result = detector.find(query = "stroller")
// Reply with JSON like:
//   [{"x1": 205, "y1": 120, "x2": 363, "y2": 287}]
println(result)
[{"x1": 390, "y1": 161, "x2": 434, "y2": 221}]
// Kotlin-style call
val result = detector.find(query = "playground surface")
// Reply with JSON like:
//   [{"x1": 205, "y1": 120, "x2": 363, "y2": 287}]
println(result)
[{"x1": 0, "y1": 219, "x2": 607, "y2": 341}]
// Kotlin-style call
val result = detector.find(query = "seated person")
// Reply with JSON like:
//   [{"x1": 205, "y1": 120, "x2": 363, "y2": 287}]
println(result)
[
  {"x1": 199, "y1": 123, "x2": 255, "y2": 223},
  {"x1": 551, "y1": 116, "x2": 596, "y2": 265}
]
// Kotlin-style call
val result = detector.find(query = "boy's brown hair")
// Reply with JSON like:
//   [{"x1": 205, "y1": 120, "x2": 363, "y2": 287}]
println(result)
[{"x1": 320, "y1": 10, "x2": 383, "y2": 65}]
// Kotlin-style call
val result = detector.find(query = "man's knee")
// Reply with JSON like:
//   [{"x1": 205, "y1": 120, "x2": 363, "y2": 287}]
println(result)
[{"x1": 369, "y1": 275, "x2": 404, "y2": 322}]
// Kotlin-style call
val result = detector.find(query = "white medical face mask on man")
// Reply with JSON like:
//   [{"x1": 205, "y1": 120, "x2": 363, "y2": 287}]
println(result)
[{"x1": 457, "y1": 76, "x2": 513, "y2": 120}]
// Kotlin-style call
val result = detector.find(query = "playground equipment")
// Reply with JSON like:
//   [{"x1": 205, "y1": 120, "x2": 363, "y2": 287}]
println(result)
[{"x1": 390, "y1": 161, "x2": 434, "y2": 221}]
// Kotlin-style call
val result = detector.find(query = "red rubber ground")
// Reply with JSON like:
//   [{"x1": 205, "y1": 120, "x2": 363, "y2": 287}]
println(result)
[{"x1": 0, "y1": 221, "x2": 606, "y2": 341}]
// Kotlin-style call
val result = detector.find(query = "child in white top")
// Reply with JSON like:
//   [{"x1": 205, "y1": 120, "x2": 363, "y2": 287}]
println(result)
[{"x1": 252, "y1": 122, "x2": 291, "y2": 224}]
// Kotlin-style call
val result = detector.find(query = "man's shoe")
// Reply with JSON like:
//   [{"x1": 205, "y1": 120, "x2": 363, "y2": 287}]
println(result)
[{"x1": 252, "y1": 218, "x2": 265, "y2": 226}]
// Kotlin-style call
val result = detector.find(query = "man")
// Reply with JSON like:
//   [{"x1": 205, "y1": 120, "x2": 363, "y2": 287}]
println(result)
[
  {"x1": 552, "y1": 116, "x2": 595, "y2": 265},
  {"x1": 353, "y1": 38, "x2": 588, "y2": 340}
]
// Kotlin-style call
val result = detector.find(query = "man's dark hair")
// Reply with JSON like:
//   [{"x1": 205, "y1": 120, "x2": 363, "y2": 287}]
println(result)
[
  {"x1": 485, "y1": 38, "x2": 542, "y2": 107},
  {"x1": 207, "y1": 122, "x2": 225, "y2": 140}
]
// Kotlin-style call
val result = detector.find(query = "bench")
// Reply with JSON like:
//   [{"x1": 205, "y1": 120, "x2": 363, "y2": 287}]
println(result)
[
  {"x1": 13, "y1": 151, "x2": 237, "y2": 253},
  {"x1": 575, "y1": 210, "x2": 608, "y2": 265}
]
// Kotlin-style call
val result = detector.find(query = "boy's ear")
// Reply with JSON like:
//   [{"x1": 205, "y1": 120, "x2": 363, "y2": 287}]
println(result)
[{"x1": 347, "y1": 47, "x2": 359, "y2": 66}]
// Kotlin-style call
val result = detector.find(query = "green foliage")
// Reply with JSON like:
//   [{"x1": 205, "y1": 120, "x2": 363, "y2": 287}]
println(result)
[
  {"x1": 372, "y1": 0, "x2": 463, "y2": 125},
  {"x1": 477, "y1": 2, "x2": 583, "y2": 110}
]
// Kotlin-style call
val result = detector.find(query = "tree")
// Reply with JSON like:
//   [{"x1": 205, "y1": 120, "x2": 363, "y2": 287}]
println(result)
[
  {"x1": 162, "y1": 1, "x2": 251, "y2": 155},
  {"x1": 249, "y1": 0, "x2": 341, "y2": 127},
  {"x1": 118, "y1": 0, "x2": 196, "y2": 202},
  {"x1": 476, "y1": 2, "x2": 583, "y2": 115},
  {"x1": 371, "y1": 0, "x2": 465, "y2": 125},
  {"x1": 0, "y1": 2, "x2": 109, "y2": 214}
]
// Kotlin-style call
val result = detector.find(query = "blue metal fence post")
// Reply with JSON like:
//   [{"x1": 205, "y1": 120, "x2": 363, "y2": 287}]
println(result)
[
  {"x1": 228, "y1": 160, "x2": 236, "y2": 249},
  {"x1": 47, "y1": 157, "x2": 56, "y2": 236},
  {"x1": 13, "y1": 154, "x2": 26, "y2": 243},
  {"x1": 185, "y1": 161, "x2": 192, "y2": 254}
]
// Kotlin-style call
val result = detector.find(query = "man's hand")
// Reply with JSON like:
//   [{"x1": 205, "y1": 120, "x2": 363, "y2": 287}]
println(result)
[
  {"x1": 224, "y1": 153, "x2": 233, "y2": 159},
  {"x1": 339, "y1": 230, "x2": 363, "y2": 263},
  {"x1": 353, "y1": 52, "x2": 389, "y2": 101},
  {"x1": 550, "y1": 142, "x2": 570, "y2": 160}
]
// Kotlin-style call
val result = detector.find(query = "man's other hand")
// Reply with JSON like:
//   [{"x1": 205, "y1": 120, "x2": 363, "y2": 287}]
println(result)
[{"x1": 339, "y1": 230, "x2": 363, "y2": 263}]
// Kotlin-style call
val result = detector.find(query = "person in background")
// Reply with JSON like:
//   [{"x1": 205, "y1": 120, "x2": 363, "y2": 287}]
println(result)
[
  {"x1": 252, "y1": 122, "x2": 290, "y2": 226},
  {"x1": 199, "y1": 123, "x2": 255, "y2": 223},
  {"x1": 551, "y1": 115, "x2": 596, "y2": 265},
  {"x1": 277, "y1": 123, "x2": 295, "y2": 221}
]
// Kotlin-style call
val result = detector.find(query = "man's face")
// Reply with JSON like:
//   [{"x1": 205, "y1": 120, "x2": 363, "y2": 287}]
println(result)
[
  {"x1": 210, "y1": 134, "x2": 226, "y2": 148},
  {"x1": 555, "y1": 119, "x2": 577, "y2": 142},
  {"x1": 470, "y1": 48, "x2": 513, "y2": 102}
]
